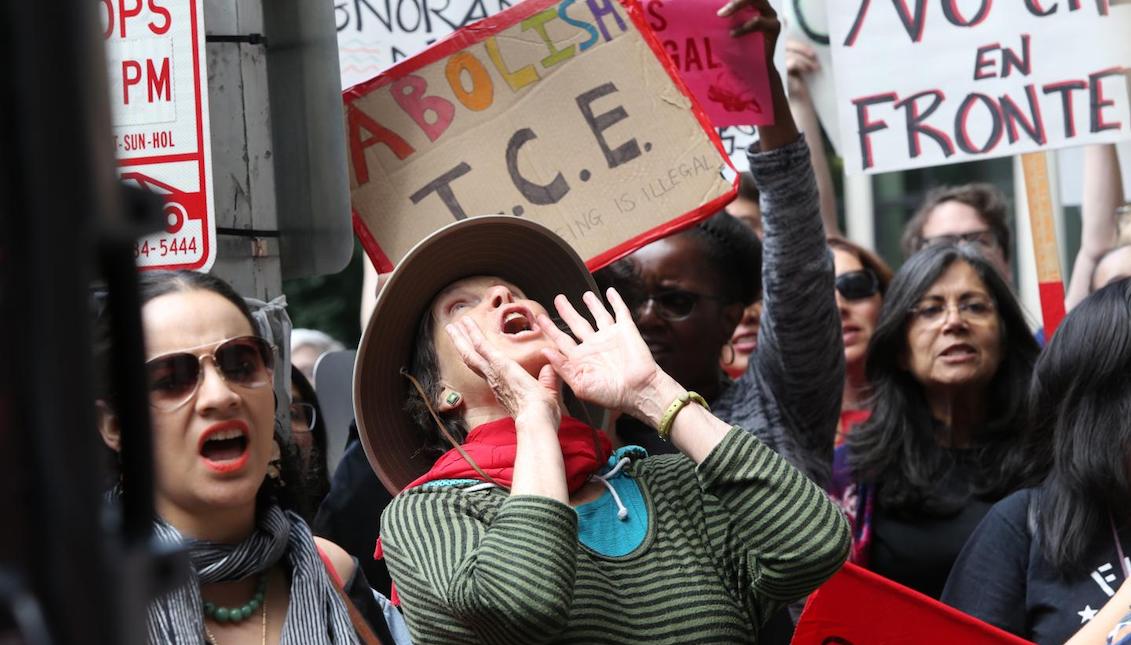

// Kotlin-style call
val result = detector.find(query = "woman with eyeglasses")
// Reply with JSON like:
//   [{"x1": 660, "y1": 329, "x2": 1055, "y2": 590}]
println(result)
[
  {"x1": 594, "y1": 58, "x2": 842, "y2": 489},
  {"x1": 95, "y1": 270, "x2": 399, "y2": 644},
  {"x1": 826, "y1": 237, "x2": 893, "y2": 447},
  {"x1": 275, "y1": 365, "x2": 331, "y2": 525},
  {"x1": 827, "y1": 242, "x2": 1039, "y2": 599},
  {"x1": 940, "y1": 278, "x2": 1131, "y2": 645}
]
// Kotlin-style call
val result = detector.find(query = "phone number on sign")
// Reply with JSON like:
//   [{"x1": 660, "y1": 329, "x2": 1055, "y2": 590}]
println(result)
[{"x1": 135, "y1": 237, "x2": 199, "y2": 259}]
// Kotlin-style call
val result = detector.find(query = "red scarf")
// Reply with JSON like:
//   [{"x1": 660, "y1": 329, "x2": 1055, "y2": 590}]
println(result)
[
  {"x1": 404, "y1": 415, "x2": 612, "y2": 492},
  {"x1": 375, "y1": 415, "x2": 613, "y2": 601}
]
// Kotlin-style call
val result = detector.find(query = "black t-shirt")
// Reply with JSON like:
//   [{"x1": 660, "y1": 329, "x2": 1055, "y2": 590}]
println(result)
[
  {"x1": 869, "y1": 452, "x2": 992, "y2": 599},
  {"x1": 942, "y1": 488, "x2": 1131, "y2": 645}
]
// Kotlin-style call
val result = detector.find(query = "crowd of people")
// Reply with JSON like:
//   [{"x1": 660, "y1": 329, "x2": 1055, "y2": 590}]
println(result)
[{"x1": 89, "y1": 0, "x2": 1131, "y2": 643}]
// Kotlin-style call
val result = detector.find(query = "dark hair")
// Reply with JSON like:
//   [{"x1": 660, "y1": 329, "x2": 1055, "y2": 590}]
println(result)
[
  {"x1": 827, "y1": 236, "x2": 894, "y2": 295},
  {"x1": 683, "y1": 211, "x2": 763, "y2": 305},
  {"x1": 94, "y1": 271, "x2": 261, "y2": 401},
  {"x1": 596, "y1": 211, "x2": 763, "y2": 307},
  {"x1": 1015, "y1": 278, "x2": 1131, "y2": 575},
  {"x1": 281, "y1": 365, "x2": 331, "y2": 523},
  {"x1": 138, "y1": 270, "x2": 259, "y2": 331},
  {"x1": 737, "y1": 171, "x2": 760, "y2": 203},
  {"x1": 901, "y1": 183, "x2": 1012, "y2": 261},
  {"x1": 846, "y1": 243, "x2": 1039, "y2": 516},
  {"x1": 404, "y1": 309, "x2": 469, "y2": 457}
]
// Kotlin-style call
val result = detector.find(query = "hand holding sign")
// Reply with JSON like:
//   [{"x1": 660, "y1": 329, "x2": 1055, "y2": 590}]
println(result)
[{"x1": 720, "y1": 0, "x2": 799, "y2": 150}]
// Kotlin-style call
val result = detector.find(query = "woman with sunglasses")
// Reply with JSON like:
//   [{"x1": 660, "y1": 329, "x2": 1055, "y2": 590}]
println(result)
[
  {"x1": 827, "y1": 243, "x2": 1039, "y2": 599},
  {"x1": 826, "y1": 237, "x2": 893, "y2": 447},
  {"x1": 593, "y1": 24, "x2": 842, "y2": 490},
  {"x1": 96, "y1": 270, "x2": 396, "y2": 644}
]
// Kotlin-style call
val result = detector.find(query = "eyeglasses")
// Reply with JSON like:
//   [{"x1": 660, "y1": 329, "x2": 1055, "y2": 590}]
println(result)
[
  {"x1": 919, "y1": 229, "x2": 999, "y2": 251},
  {"x1": 908, "y1": 297, "x2": 997, "y2": 327},
  {"x1": 625, "y1": 288, "x2": 724, "y2": 321},
  {"x1": 289, "y1": 402, "x2": 317, "y2": 432},
  {"x1": 145, "y1": 336, "x2": 275, "y2": 411},
  {"x1": 836, "y1": 270, "x2": 880, "y2": 301}
]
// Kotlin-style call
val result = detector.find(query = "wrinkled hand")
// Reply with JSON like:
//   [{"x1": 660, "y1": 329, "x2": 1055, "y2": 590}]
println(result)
[
  {"x1": 718, "y1": 0, "x2": 781, "y2": 62},
  {"x1": 446, "y1": 317, "x2": 561, "y2": 428},
  {"x1": 538, "y1": 289, "x2": 662, "y2": 417}
]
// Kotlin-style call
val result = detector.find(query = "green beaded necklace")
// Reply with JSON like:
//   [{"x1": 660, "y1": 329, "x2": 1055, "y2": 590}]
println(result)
[{"x1": 202, "y1": 574, "x2": 267, "y2": 623}]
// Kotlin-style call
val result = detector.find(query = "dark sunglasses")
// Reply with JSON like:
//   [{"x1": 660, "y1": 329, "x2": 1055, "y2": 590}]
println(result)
[
  {"x1": 146, "y1": 336, "x2": 275, "y2": 411},
  {"x1": 835, "y1": 270, "x2": 880, "y2": 301},
  {"x1": 626, "y1": 288, "x2": 724, "y2": 321}
]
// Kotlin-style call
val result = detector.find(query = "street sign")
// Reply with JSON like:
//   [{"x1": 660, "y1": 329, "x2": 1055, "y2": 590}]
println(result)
[{"x1": 103, "y1": 0, "x2": 216, "y2": 271}]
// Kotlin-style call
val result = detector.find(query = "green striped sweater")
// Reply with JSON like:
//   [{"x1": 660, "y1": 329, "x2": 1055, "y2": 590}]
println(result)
[{"x1": 381, "y1": 427, "x2": 850, "y2": 644}]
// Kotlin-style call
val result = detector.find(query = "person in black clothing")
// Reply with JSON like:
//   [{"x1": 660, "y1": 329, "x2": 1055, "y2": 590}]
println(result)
[
  {"x1": 313, "y1": 423, "x2": 395, "y2": 597},
  {"x1": 943, "y1": 277, "x2": 1131, "y2": 645},
  {"x1": 828, "y1": 242, "x2": 1039, "y2": 599},
  {"x1": 594, "y1": 211, "x2": 763, "y2": 458}
]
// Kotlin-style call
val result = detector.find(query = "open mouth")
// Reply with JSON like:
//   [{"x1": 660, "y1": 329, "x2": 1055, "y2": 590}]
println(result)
[
  {"x1": 499, "y1": 306, "x2": 539, "y2": 337},
  {"x1": 198, "y1": 421, "x2": 251, "y2": 473},
  {"x1": 732, "y1": 332, "x2": 757, "y2": 353}
]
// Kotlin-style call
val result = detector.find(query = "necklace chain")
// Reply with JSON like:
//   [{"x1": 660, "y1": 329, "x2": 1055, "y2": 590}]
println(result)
[{"x1": 203, "y1": 581, "x2": 268, "y2": 645}]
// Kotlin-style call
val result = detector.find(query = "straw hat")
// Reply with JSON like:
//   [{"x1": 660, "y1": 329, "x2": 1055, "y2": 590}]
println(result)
[{"x1": 354, "y1": 216, "x2": 602, "y2": 495}]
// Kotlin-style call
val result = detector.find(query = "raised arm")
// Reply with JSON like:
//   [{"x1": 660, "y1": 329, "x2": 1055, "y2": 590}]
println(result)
[
  {"x1": 1066, "y1": 144, "x2": 1124, "y2": 310},
  {"x1": 719, "y1": 0, "x2": 844, "y2": 486},
  {"x1": 785, "y1": 37, "x2": 840, "y2": 236}
]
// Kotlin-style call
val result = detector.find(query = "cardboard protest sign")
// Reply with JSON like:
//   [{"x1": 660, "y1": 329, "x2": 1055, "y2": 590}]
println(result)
[
  {"x1": 642, "y1": 0, "x2": 773, "y2": 127},
  {"x1": 793, "y1": 563, "x2": 1035, "y2": 644},
  {"x1": 344, "y1": 0, "x2": 736, "y2": 272},
  {"x1": 829, "y1": 1, "x2": 1131, "y2": 174}
]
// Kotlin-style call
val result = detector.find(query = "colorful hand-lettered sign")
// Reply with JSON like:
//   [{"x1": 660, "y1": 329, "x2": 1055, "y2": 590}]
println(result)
[
  {"x1": 642, "y1": 0, "x2": 774, "y2": 128},
  {"x1": 344, "y1": 0, "x2": 736, "y2": 272},
  {"x1": 829, "y1": 0, "x2": 1131, "y2": 174}
]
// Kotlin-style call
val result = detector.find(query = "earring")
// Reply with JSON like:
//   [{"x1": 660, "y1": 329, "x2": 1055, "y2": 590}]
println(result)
[
  {"x1": 445, "y1": 391, "x2": 461, "y2": 406},
  {"x1": 722, "y1": 342, "x2": 736, "y2": 366}
]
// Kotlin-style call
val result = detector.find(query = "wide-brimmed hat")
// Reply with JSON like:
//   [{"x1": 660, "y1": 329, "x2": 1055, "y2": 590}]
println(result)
[{"x1": 354, "y1": 215, "x2": 602, "y2": 495}]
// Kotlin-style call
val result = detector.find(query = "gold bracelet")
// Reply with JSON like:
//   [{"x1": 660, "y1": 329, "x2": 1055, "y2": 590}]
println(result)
[{"x1": 657, "y1": 391, "x2": 709, "y2": 441}]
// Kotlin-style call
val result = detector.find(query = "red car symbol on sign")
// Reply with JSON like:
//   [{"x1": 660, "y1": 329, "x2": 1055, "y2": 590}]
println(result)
[{"x1": 119, "y1": 172, "x2": 204, "y2": 235}]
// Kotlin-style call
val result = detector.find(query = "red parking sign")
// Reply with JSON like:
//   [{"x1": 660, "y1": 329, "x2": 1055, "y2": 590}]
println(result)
[{"x1": 103, "y1": 0, "x2": 215, "y2": 271}]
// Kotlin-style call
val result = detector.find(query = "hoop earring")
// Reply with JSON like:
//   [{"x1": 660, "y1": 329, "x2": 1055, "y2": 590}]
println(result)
[{"x1": 722, "y1": 342, "x2": 736, "y2": 366}]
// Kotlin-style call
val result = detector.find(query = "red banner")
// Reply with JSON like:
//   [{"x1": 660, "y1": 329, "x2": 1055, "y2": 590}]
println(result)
[{"x1": 792, "y1": 563, "x2": 1034, "y2": 644}]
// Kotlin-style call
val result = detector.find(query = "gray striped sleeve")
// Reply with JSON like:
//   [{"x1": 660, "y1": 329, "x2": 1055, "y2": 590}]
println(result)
[
  {"x1": 719, "y1": 136, "x2": 844, "y2": 486},
  {"x1": 381, "y1": 491, "x2": 578, "y2": 644},
  {"x1": 696, "y1": 427, "x2": 850, "y2": 607}
]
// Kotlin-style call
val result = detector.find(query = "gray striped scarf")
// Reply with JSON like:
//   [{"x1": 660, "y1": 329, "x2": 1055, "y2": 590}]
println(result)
[{"x1": 146, "y1": 505, "x2": 359, "y2": 645}]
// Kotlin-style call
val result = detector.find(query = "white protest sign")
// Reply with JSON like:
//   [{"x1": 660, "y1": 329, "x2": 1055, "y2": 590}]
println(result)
[
  {"x1": 782, "y1": 0, "x2": 841, "y2": 153},
  {"x1": 103, "y1": 0, "x2": 216, "y2": 271},
  {"x1": 830, "y1": 1, "x2": 1131, "y2": 175},
  {"x1": 336, "y1": 0, "x2": 516, "y2": 90}
]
